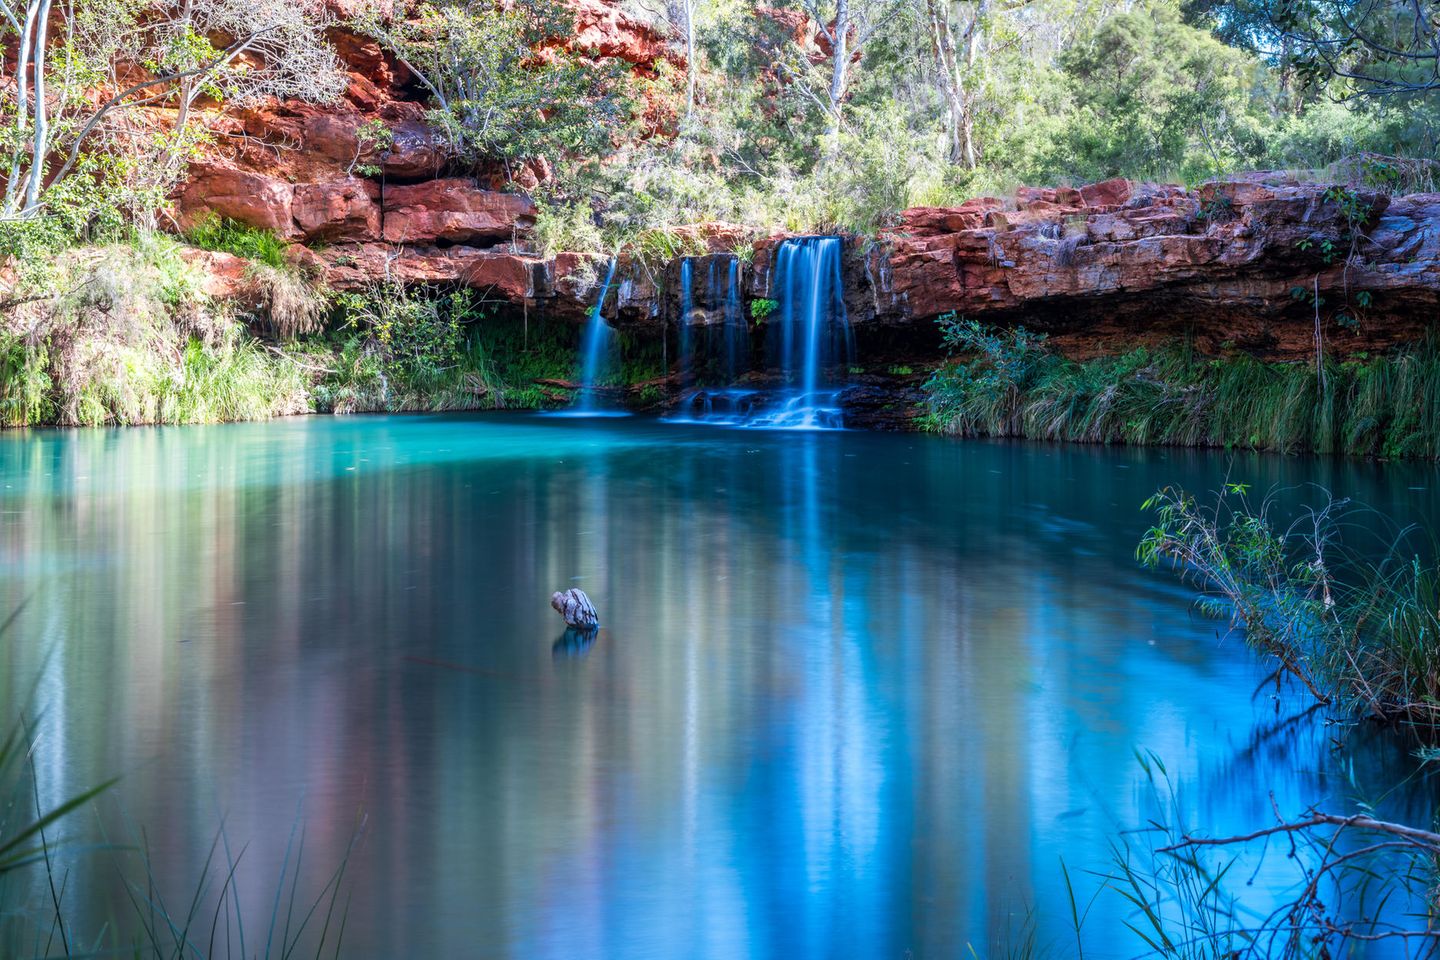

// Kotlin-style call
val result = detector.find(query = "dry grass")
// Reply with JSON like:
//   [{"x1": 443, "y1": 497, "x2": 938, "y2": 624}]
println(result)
[{"x1": 246, "y1": 263, "x2": 328, "y2": 339}]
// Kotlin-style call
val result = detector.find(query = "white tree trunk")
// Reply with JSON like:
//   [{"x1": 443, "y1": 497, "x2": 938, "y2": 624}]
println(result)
[
  {"x1": 826, "y1": 0, "x2": 849, "y2": 138},
  {"x1": 23, "y1": 0, "x2": 51, "y2": 211}
]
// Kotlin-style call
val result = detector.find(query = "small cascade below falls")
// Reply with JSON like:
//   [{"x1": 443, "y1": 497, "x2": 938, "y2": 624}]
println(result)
[
  {"x1": 555, "y1": 259, "x2": 629, "y2": 418},
  {"x1": 676, "y1": 236, "x2": 850, "y2": 430}
]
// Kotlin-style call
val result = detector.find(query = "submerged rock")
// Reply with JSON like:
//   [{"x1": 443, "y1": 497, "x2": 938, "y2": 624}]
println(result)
[{"x1": 550, "y1": 588, "x2": 599, "y2": 631}]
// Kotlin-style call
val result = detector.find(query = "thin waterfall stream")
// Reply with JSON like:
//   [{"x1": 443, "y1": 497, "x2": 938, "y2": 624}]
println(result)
[
  {"x1": 554, "y1": 258, "x2": 629, "y2": 418},
  {"x1": 677, "y1": 257, "x2": 694, "y2": 391}
]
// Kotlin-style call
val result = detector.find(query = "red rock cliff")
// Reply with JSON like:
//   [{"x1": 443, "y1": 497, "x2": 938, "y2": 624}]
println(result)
[{"x1": 168, "y1": 8, "x2": 1438, "y2": 361}]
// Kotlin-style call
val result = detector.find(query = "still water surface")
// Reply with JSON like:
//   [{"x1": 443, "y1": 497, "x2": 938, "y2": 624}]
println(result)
[{"x1": 1, "y1": 414, "x2": 1437, "y2": 957}]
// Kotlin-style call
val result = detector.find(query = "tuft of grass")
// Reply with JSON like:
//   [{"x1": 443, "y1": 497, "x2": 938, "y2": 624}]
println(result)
[
  {"x1": 184, "y1": 214, "x2": 291, "y2": 269},
  {"x1": 248, "y1": 264, "x2": 329, "y2": 339},
  {"x1": 0, "y1": 240, "x2": 313, "y2": 427},
  {"x1": 922, "y1": 317, "x2": 1440, "y2": 459}
]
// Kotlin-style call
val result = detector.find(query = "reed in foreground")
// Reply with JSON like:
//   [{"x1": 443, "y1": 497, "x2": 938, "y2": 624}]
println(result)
[{"x1": 1, "y1": 603, "x2": 362, "y2": 959}]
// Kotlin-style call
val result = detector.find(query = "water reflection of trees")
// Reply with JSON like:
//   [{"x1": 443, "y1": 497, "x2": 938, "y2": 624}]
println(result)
[{"x1": 0, "y1": 420, "x2": 1437, "y2": 956}]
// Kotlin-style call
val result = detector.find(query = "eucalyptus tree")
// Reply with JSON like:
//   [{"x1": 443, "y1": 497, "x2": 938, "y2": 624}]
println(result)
[
  {"x1": 1264, "y1": 0, "x2": 1440, "y2": 97},
  {"x1": 357, "y1": 0, "x2": 631, "y2": 173},
  {"x1": 780, "y1": 0, "x2": 909, "y2": 139},
  {"x1": 0, "y1": 0, "x2": 343, "y2": 223}
]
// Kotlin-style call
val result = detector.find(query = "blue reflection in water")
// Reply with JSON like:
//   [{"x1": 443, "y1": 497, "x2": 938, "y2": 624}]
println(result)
[{"x1": 0, "y1": 415, "x2": 1434, "y2": 958}]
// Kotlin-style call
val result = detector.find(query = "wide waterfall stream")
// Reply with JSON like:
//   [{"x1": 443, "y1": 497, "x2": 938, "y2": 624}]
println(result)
[
  {"x1": 1, "y1": 413, "x2": 1435, "y2": 957},
  {"x1": 670, "y1": 237, "x2": 854, "y2": 429}
]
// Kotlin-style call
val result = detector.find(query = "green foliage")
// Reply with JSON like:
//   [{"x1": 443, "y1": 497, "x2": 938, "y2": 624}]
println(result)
[
  {"x1": 471, "y1": 318, "x2": 581, "y2": 406},
  {"x1": 749, "y1": 298, "x2": 777, "y2": 323},
  {"x1": 359, "y1": 0, "x2": 629, "y2": 165},
  {"x1": 185, "y1": 214, "x2": 291, "y2": 268},
  {"x1": 327, "y1": 281, "x2": 476, "y2": 405},
  {"x1": 0, "y1": 337, "x2": 54, "y2": 426},
  {"x1": 0, "y1": 238, "x2": 311, "y2": 427},
  {"x1": 319, "y1": 284, "x2": 664, "y2": 413},
  {"x1": 1196, "y1": 194, "x2": 1234, "y2": 221},
  {"x1": 922, "y1": 320, "x2": 1440, "y2": 458},
  {"x1": 1139, "y1": 483, "x2": 1440, "y2": 726},
  {"x1": 351, "y1": 118, "x2": 395, "y2": 177},
  {"x1": 535, "y1": 0, "x2": 1438, "y2": 242},
  {"x1": 1048, "y1": 1, "x2": 1268, "y2": 182},
  {"x1": 533, "y1": 197, "x2": 606, "y2": 256},
  {"x1": 0, "y1": 0, "x2": 341, "y2": 232}
]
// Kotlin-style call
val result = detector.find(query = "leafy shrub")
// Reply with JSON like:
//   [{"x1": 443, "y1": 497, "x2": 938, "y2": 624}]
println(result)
[
  {"x1": 533, "y1": 198, "x2": 605, "y2": 257},
  {"x1": 358, "y1": 0, "x2": 629, "y2": 165},
  {"x1": 1140, "y1": 483, "x2": 1440, "y2": 726},
  {"x1": 334, "y1": 282, "x2": 472, "y2": 390},
  {"x1": 0, "y1": 336, "x2": 54, "y2": 426}
]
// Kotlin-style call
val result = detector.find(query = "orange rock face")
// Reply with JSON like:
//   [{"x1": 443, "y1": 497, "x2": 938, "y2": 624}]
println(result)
[
  {"x1": 172, "y1": 0, "x2": 674, "y2": 261},
  {"x1": 160, "y1": 7, "x2": 1439, "y2": 361},
  {"x1": 293, "y1": 180, "x2": 381, "y2": 242},
  {"x1": 566, "y1": 0, "x2": 676, "y2": 69},
  {"x1": 178, "y1": 167, "x2": 297, "y2": 237},
  {"x1": 743, "y1": 176, "x2": 1440, "y2": 359},
  {"x1": 381, "y1": 180, "x2": 537, "y2": 245}
]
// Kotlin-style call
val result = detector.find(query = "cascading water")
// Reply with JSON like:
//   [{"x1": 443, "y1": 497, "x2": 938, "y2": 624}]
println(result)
[
  {"x1": 559, "y1": 258, "x2": 629, "y2": 418},
  {"x1": 670, "y1": 237, "x2": 851, "y2": 429},
  {"x1": 722, "y1": 258, "x2": 746, "y2": 381},
  {"x1": 677, "y1": 258, "x2": 694, "y2": 389},
  {"x1": 755, "y1": 236, "x2": 850, "y2": 429}
]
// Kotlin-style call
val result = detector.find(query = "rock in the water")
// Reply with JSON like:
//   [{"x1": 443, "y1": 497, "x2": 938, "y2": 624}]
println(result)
[{"x1": 550, "y1": 588, "x2": 599, "y2": 630}]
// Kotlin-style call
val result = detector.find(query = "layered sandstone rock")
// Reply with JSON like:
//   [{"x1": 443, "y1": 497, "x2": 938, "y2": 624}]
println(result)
[
  {"x1": 172, "y1": 0, "x2": 673, "y2": 268},
  {"x1": 381, "y1": 180, "x2": 536, "y2": 244},
  {"x1": 158, "y1": 0, "x2": 1438, "y2": 363},
  {"x1": 737, "y1": 175, "x2": 1440, "y2": 359}
]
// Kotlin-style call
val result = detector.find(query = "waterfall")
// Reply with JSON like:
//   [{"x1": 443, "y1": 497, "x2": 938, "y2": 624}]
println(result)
[
  {"x1": 677, "y1": 257, "x2": 694, "y2": 389},
  {"x1": 668, "y1": 238, "x2": 850, "y2": 430},
  {"x1": 723, "y1": 258, "x2": 746, "y2": 381},
  {"x1": 755, "y1": 236, "x2": 850, "y2": 429},
  {"x1": 673, "y1": 255, "x2": 742, "y2": 394},
  {"x1": 775, "y1": 237, "x2": 848, "y2": 392},
  {"x1": 563, "y1": 258, "x2": 629, "y2": 417}
]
